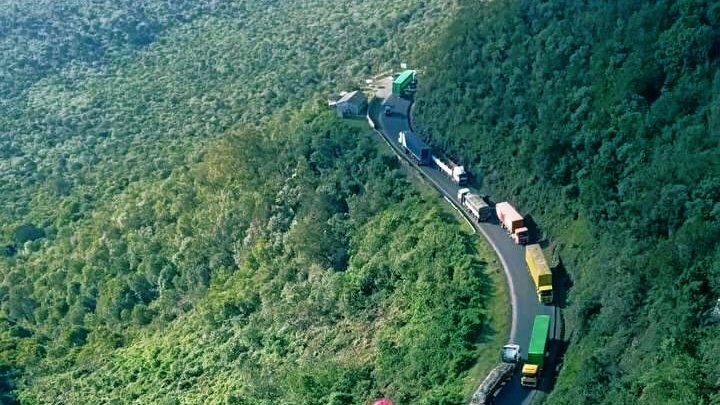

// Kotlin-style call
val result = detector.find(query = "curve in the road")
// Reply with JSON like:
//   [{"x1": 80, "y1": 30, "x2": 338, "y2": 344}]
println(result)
[
  {"x1": 378, "y1": 98, "x2": 520, "y2": 345},
  {"x1": 367, "y1": 79, "x2": 559, "y2": 405}
]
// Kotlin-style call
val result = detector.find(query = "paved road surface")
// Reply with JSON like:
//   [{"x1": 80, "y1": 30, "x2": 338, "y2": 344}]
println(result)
[{"x1": 369, "y1": 78, "x2": 558, "y2": 405}]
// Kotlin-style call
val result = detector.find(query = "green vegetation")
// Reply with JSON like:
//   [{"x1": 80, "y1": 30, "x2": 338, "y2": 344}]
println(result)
[
  {"x1": 5, "y1": 109, "x2": 498, "y2": 404},
  {"x1": 414, "y1": 0, "x2": 720, "y2": 403},
  {"x1": 0, "y1": 0, "x2": 456, "y2": 231},
  {"x1": 0, "y1": 0, "x2": 512, "y2": 403},
  {"x1": 11, "y1": 0, "x2": 715, "y2": 402},
  {"x1": 462, "y1": 242, "x2": 510, "y2": 396}
]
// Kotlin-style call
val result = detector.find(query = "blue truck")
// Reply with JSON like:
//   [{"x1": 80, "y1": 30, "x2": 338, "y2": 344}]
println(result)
[{"x1": 398, "y1": 130, "x2": 431, "y2": 165}]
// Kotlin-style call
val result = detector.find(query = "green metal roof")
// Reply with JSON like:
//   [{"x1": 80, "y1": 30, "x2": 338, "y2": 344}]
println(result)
[
  {"x1": 528, "y1": 315, "x2": 550, "y2": 355},
  {"x1": 393, "y1": 70, "x2": 415, "y2": 85}
]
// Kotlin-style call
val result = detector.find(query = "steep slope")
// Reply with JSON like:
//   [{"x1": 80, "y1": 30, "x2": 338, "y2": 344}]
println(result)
[
  {"x1": 414, "y1": 0, "x2": 720, "y2": 403},
  {"x1": 0, "y1": 0, "x2": 457, "y2": 232},
  {"x1": 0, "y1": 1, "x2": 514, "y2": 403},
  {"x1": 8, "y1": 109, "x2": 501, "y2": 404}
]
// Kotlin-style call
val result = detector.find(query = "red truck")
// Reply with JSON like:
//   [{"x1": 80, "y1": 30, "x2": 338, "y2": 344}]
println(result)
[{"x1": 496, "y1": 202, "x2": 529, "y2": 244}]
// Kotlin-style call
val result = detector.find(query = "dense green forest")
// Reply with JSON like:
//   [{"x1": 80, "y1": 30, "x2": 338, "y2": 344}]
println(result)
[
  {"x1": 5, "y1": 108, "x2": 502, "y2": 404},
  {"x1": 6, "y1": 0, "x2": 718, "y2": 403},
  {"x1": 414, "y1": 0, "x2": 720, "y2": 403},
  {"x1": 0, "y1": 0, "x2": 515, "y2": 403},
  {"x1": 0, "y1": 0, "x2": 454, "y2": 230}
]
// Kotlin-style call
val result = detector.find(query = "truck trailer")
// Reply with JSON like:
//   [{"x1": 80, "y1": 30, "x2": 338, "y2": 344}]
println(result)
[
  {"x1": 432, "y1": 155, "x2": 468, "y2": 185},
  {"x1": 525, "y1": 244, "x2": 553, "y2": 304},
  {"x1": 495, "y1": 202, "x2": 529, "y2": 244},
  {"x1": 470, "y1": 363, "x2": 514, "y2": 405},
  {"x1": 458, "y1": 188, "x2": 492, "y2": 222},
  {"x1": 392, "y1": 70, "x2": 416, "y2": 95},
  {"x1": 521, "y1": 315, "x2": 551, "y2": 388},
  {"x1": 398, "y1": 130, "x2": 431, "y2": 165},
  {"x1": 470, "y1": 345, "x2": 520, "y2": 405}
]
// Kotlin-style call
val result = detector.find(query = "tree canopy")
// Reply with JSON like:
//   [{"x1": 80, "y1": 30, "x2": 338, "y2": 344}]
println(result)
[
  {"x1": 0, "y1": 0, "x2": 507, "y2": 403},
  {"x1": 414, "y1": 0, "x2": 720, "y2": 403}
]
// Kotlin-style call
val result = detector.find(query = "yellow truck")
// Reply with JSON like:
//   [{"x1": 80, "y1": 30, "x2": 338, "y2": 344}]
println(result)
[{"x1": 525, "y1": 244, "x2": 553, "y2": 304}]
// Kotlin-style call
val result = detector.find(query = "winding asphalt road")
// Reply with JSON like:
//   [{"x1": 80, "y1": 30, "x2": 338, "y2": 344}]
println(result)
[{"x1": 368, "y1": 78, "x2": 558, "y2": 404}]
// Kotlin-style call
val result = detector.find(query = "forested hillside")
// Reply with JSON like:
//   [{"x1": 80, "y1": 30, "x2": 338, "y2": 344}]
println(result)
[
  {"x1": 0, "y1": 0, "x2": 511, "y2": 403},
  {"x1": 414, "y1": 0, "x2": 720, "y2": 403},
  {"x1": 6, "y1": 108, "x2": 501, "y2": 404},
  {"x1": 0, "y1": 0, "x2": 454, "y2": 230}
]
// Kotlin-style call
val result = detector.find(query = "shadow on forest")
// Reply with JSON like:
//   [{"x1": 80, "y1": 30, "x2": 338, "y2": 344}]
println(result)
[{"x1": 552, "y1": 258, "x2": 573, "y2": 310}]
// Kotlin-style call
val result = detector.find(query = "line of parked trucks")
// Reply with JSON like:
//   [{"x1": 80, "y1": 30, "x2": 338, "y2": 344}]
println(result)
[
  {"x1": 396, "y1": 128, "x2": 555, "y2": 402},
  {"x1": 397, "y1": 131, "x2": 552, "y2": 296},
  {"x1": 397, "y1": 130, "x2": 532, "y2": 246}
]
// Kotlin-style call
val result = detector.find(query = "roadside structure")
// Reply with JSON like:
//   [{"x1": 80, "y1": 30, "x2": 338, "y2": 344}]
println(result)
[{"x1": 329, "y1": 90, "x2": 367, "y2": 117}]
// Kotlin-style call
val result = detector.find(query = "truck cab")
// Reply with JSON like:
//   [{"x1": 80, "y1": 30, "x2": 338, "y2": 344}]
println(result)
[
  {"x1": 538, "y1": 285, "x2": 553, "y2": 304},
  {"x1": 514, "y1": 227, "x2": 529, "y2": 245},
  {"x1": 452, "y1": 166, "x2": 468, "y2": 185},
  {"x1": 521, "y1": 364, "x2": 539, "y2": 388},
  {"x1": 458, "y1": 188, "x2": 470, "y2": 202},
  {"x1": 384, "y1": 105, "x2": 392, "y2": 116},
  {"x1": 501, "y1": 344, "x2": 521, "y2": 364}
]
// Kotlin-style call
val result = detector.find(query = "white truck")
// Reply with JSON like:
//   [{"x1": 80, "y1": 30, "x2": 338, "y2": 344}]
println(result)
[
  {"x1": 458, "y1": 188, "x2": 492, "y2": 222},
  {"x1": 432, "y1": 155, "x2": 468, "y2": 185},
  {"x1": 501, "y1": 344, "x2": 521, "y2": 363},
  {"x1": 469, "y1": 344, "x2": 521, "y2": 405}
]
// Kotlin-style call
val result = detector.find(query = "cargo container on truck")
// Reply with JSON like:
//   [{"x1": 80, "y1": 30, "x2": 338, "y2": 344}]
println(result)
[
  {"x1": 432, "y1": 155, "x2": 468, "y2": 185},
  {"x1": 521, "y1": 315, "x2": 550, "y2": 388},
  {"x1": 398, "y1": 130, "x2": 431, "y2": 165},
  {"x1": 525, "y1": 244, "x2": 553, "y2": 304},
  {"x1": 392, "y1": 70, "x2": 416, "y2": 95},
  {"x1": 458, "y1": 188, "x2": 492, "y2": 222},
  {"x1": 495, "y1": 202, "x2": 529, "y2": 244}
]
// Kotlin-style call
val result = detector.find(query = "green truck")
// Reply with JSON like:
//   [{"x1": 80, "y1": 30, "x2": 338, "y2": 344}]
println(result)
[
  {"x1": 392, "y1": 70, "x2": 416, "y2": 94},
  {"x1": 521, "y1": 315, "x2": 551, "y2": 388}
]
